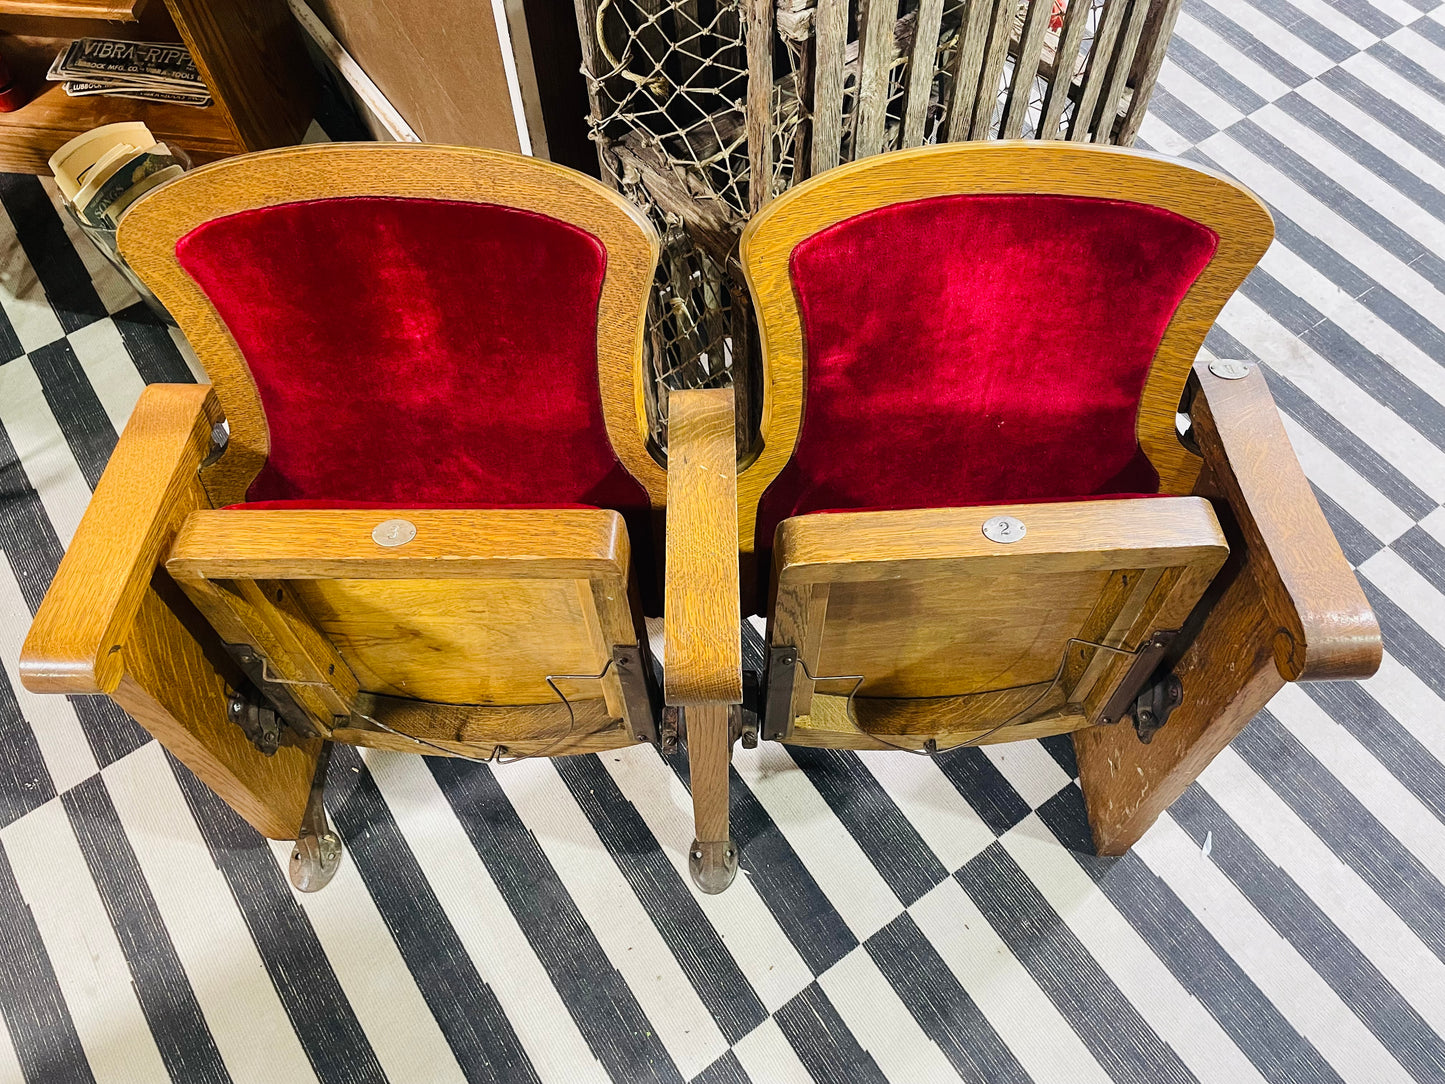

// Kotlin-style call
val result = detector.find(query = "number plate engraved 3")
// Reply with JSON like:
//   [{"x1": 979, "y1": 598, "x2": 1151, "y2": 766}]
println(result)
[{"x1": 372, "y1": 518, "x2": 417, "y2": 547}]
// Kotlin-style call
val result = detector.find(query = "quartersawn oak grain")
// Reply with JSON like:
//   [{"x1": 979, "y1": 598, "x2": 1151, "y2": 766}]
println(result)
[{"x1": 664, "y1": 389, "x2": 744, "y2": 706}]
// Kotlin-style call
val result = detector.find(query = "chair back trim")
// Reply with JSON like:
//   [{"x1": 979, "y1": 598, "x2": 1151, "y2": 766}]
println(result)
[
  {"x1": 118, "y1": 142, "x2": 665, "y2": 509},
  {"x1": 738, "y1": 140, "x2": 1274, "y2": 564}
]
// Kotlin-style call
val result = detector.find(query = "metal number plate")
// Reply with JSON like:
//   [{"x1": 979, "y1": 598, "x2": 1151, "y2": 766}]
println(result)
[
  {"x1": 372, "y1": 518, "x2": 417, "y2": 547},
  {"x1": 982, "y1": 515, "x2": 1026, "y2": 543},
  {"x1": 1208, "y1": 358, "x2": 1252, "y2": 380}
]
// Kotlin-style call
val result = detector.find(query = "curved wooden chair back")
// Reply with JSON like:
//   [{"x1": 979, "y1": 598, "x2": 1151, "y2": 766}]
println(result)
[
  {"x1": 738, "y1": 141, "x2": 1274, "y2": 591},
  {"x1": 117, "y1": 142, "x2": 666, "y2": 513}
]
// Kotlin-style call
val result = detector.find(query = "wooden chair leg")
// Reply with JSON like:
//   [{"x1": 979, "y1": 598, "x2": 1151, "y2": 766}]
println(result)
[
  {"x1": 1074, "y1": 554, "x2": 1284, "y2": 855},
  {"x1": 686, "y1": 702, "x2": 738, "y2": 893}
]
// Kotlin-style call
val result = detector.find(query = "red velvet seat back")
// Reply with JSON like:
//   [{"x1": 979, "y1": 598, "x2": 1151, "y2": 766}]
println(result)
[
  {"x1": 754, "y1": 193, "x2": 1219, "y2": 560},
  {"x1": 175, "y1": 196, "x2": 650, "y2": 522}
]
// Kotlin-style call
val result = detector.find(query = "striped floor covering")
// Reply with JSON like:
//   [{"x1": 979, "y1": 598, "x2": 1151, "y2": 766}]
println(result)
[{"x1": 2, "y1": 0, "x2": 1445, "y2": 1076}]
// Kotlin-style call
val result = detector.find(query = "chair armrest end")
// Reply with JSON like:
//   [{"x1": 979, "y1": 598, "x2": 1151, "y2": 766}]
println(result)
[
  {"x1": 1190, "y1": 359, "x2": 1381, "y2": 682},
  {"x1": 20, "y1": 383, "x2": 222, "y2": 695},
  {"x1": 664, "y1": 388, "x2": 744, "y2": 706}
]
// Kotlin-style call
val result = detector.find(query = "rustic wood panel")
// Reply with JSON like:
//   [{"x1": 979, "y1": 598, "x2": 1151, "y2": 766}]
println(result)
[
  {"x1": 1035, "y1": 0, "x2": 1093, "y2": 138},
  {"x1": 1089, "y1": 0, "x2": 1152, "y2": 142},
  {"x1": 900, "y1": 0, "x2": 945, "y2": 147},
  {"x1": 1000, "y1": 0, "x2": 1054, "y2": 138},
  {"x1": 809, "y1": 0, "x2": 849, "y2": 173},
  {"x1": 969, "y1": 0, "x2": 1018, "y2": 137},
  {"x1": 1068, "y1": 0, "x2": 1127, "y2": 140},
  {"x1": 853, "y1": 0, "x2": 899, "y2": 157},
  {"x1": 745, "y1": 0, "x2": 775, "y2": 208},
  {"x1": 1115, "y1": 0, "x2": 1184, "y2": 144},
  {"x1": 944, "y1": 0, "x2": 995, "y2": 141}
]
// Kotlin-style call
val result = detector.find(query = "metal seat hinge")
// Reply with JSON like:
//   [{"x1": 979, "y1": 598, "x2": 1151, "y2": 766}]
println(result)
[
  {"x1": 1131, "y1": 673, "x2": 1184, "y2": 744},
  {"x1": 761, "y1": 645, "x2": 798, "y2": 742}
]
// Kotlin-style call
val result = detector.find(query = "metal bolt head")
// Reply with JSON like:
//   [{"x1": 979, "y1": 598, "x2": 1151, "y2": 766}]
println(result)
[
  {"x1": 982, "y1": 515, "x2": 1027, "y2": 544},
  {"x1": 372, "y1": 518, "x2": 417, "y2": 547},
  {"x1": 1208, "y1": 358, "x2": 1252, "y2": 380}
]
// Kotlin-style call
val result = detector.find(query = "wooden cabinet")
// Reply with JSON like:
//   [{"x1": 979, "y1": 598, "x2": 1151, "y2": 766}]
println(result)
[{"x1": 0, "y1": 0, "x2": 316, "y2": 173}]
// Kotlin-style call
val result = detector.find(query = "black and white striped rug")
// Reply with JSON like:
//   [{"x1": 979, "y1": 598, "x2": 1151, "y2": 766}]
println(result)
[{"x1": 2, "y1": 0, "x2": 1444, "y2": 1076}]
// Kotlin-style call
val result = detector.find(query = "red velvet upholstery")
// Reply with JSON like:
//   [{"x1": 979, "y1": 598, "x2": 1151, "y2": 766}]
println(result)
[
  {"x1": 177, "y1": 195, "x2": 656, "y2": 600},
  {"x1": 755, "y1": 193, "x2": 1219, "y2": 590}
]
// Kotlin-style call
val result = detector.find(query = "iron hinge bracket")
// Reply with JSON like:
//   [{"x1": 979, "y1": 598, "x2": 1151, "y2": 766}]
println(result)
[
  {"x1": 1098, "y1": 629, "x2": 1185, "y2": 744},
  {"x1": 612, "y1": 643, "x2": 662, "y2": 747},
  {"x1": 222, "y1": 642, "x2": 324, "y2": 743},
  {"x1": 761, "y1": 645, "x2": 798, "y2": 742}
]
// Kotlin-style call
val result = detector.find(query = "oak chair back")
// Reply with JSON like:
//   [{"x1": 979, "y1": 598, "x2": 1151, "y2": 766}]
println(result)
[
  {"x1": 117, "y1": 142, "x2": 667, "y2": 513},
  {"x1": 738, "y1": 140, "x2": 1274, "y2": 586}
]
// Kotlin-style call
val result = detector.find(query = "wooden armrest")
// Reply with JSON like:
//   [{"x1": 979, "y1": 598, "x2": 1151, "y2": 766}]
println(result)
[
  {"x1": 20, "y1": 384, "x2": 222, "y2": 695},
  {"x1": 1189, "y1": 358, "x2": 1381, "y2": 682},
  {"x1": 664, "y1": 388, "x2": 743, "y2": 706}
]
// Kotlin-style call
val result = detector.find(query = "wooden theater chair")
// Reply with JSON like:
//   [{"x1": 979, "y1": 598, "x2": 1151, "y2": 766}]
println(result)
[
  {"x1": 668, "y1": 141, "x2": 1382, "y2": 866},
  {"x1": 18, "y1": 143, "x2": 743, "y2": 890}
]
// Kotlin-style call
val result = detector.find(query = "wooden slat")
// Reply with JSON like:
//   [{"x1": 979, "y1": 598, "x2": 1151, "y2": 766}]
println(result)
[
  {"x1": 1035, "y1": 0, "x2": 1093, "y2": 137},
  {"x1": 1068, "y1": 0, "x2": 1126, "y2": 140},
  {"x1": 809, "y1": 0, "x2": 849, "y2": 173},
  {"x1": 746, "y1": 0, "x2": 775, "y2": 209},
  {"x1": 900, "y1": 0, "x2": 945, "y2": 146},
  {"x1": 853, "y1": 0, "x2": 899, "y2": 157},
  {"x1": 167, "y1": 508, "x2": 629, "y2": 582},
  {"x1": 336, "y1": 693, "x2": 627, "y2": 758},
  {"x1": 1089, "y1": 0, "x2": 1151, "y2": 142},
  {"x1": 1114, "y1": 0, "x2": 1183, "y2": 145},
  {"x1": 944, "y1": 0, "x2": 995, "y2": 141},
  {"x1": 792, "y1": 694, "x2": 1088, "y2": 748},
  {"x1": 968, "y1": 0, "x2": 1019, "y2": 138},
  {"x1": 1000, "y1": 0, "x2": 1055, "y2": 137}
]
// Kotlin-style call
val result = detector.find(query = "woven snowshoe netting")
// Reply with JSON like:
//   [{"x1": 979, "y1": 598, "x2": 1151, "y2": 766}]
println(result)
[{"x1": 576, "y1": 0, "x2": 1183, "y2": 451}]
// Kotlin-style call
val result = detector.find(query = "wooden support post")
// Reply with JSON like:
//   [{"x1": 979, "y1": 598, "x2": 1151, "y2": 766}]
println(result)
[
  {"x1": 810, "y1": 0, "x2": 848, "y2": 174},
  {"x1": 746, "y1": 0, "x2": 775, "y2": 211}
]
